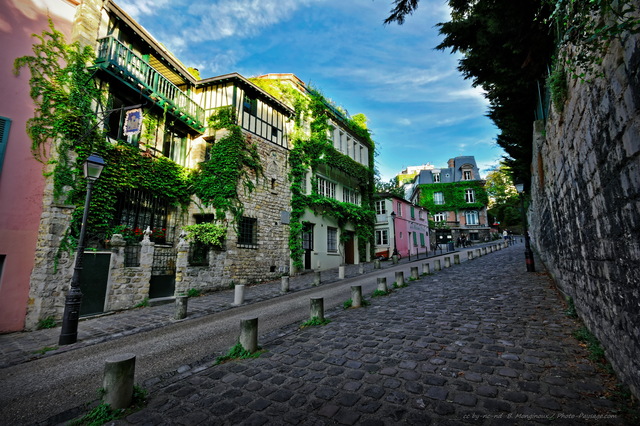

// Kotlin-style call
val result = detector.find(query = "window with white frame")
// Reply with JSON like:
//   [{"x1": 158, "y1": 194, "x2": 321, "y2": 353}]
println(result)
[
  {"x1": 397, "y1": 202, "x2": 402, "y2": 217},
  {"x1": 327, "y1": 227, "x2": 338, "y2": 252},
  {"x1": 375, "y1": 229, "x2": 389, "y2": 246},
  {"x1": 465, "y1": 189, "x2": 476, "y2": 203},
  {"x1": 339, "y1": 132, "x2": 344, "y2": 152},
  {"x1": 463, "y1": 170, "x2": 472, "y2": 180},
  {"x1": 433, "y1": 212, "x2": 447, "y2": 222},
  {"x1": 343, "y1": 187, "x2": 359, "y2": 205},
  {"x1": 465, "y1": 210, "x2": 479, "y2": 225},
  {"x1": 317, "y1": 176, "x2": 336, "y2": 199},
  {"x1": 375, "y1": 200, "x2": 386, "y2": 215},
  {"x1": 433, "y1": 173, "x2": 441, "y2": 183},
  {"x1": 433, "y1": 192, "x2": 445, "y2": 205}
]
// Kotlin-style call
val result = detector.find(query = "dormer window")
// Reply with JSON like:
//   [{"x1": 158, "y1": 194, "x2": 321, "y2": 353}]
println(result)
[{"x1": 463, "y1": 170, "x2": 472, "y2": 180}]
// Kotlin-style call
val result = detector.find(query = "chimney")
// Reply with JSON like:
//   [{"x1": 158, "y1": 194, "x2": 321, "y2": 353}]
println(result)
[{"x1": 447, "y1": 158, "x2": 455, "y2": 168}]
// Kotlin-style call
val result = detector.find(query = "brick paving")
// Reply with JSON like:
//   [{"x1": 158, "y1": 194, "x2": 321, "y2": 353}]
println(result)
[{"x1": 2, "y1": 242, "x2": 635, "y2": 425}]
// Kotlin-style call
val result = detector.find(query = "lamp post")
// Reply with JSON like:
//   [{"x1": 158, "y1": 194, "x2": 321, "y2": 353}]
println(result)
[
  {"x1": 390, "y1": 211, "x2": 399, "y2": 257},
  {"x1": 514, "y1": 183, "x2": 536, "y2": 272},
  {"x1": 59, "y1": 153, "x2": 105, "y2": 345}
]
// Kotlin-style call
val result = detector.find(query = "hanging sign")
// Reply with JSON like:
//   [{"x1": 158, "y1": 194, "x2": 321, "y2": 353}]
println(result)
[{"x1": 123, "y1": 108, "x2": 143, "y2": 136}]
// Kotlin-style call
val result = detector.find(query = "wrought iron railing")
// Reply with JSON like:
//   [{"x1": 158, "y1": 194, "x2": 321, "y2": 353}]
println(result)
[{"x1": 95, "y1": 36, "x2": 205, "y2": 131}]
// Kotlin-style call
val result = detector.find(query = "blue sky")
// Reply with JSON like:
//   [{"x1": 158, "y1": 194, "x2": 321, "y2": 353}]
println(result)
[{"x1": 117, "y1": 0, "x2": 504, "y2": 181}]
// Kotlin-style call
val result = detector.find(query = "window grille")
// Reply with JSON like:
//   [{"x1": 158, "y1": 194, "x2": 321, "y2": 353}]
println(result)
[
  {"x1": 124, "y1": 244, "x2": 141, "y2": 267},
  {"x1": 238, "y1": 217, "x2": 257, "y2": 247},
  {"x1": 188, "y1": 242, "x2": 209, "y2": 266}
]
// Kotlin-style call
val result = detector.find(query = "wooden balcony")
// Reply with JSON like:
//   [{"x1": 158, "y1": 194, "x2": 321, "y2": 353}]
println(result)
[{"x1": 94, "y1": 36, "x2": 205, "y2": 132}]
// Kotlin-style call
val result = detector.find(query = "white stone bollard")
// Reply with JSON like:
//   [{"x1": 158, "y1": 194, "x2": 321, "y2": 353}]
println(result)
[
  {"x1": 310, "y1": 297, "x2": 324, "y2": 321},
  {"x1": 313, "y1": 271, "x2": 321, "y2": 286},
  {"x1": 281, "y1": 276, "x2": 290, "y2": 293},
  {"x1": 103, "y1": 353, "x2": 136, "y2": 409},
  {"x1": 454, "y1": 254, "x2": 460, "y2": 265},
  {"x1": 378, "y1": 277, "x2": 389, "y2": 292},
  {"x1": 468, "y1": 251, "x2": 474, "y2": 260},
  {"x1": 374, "y1": 259, "x2": 381, "y2": 269},
  {"x1": 240, "y1": 318, "x2": 258, "y2": 353},
  {"x1": 233, "y1": 284, "x2": 245, "y2": 305},
  {"x1": 410, "y1": 266, "x2": 419, "y2": 280},
  {"x1": 175, "y1": 295, "x2": 188, "y2": 320},
  {"x1": 434, "y1": 259, "x2": 441, "y2": 271},
  {"x1": 338, "y1": 265, "x2": 345, "y2": 279},
  {"x1": 351, "y1": 286, "x2": 362, "y2": 308},
  {"x1": 475, "y1": 249, "x2": 481, "y2": 258},
  {"x1": 394, "y1": 272, "x2": 404, "y2": 287},
  {"x1": 359, "y1": 263, "x2": 365, "y2": 274},
  {"x1": 444, "y1": 257, "x2": 451, "y2": 268},
  {"x1": 422, "y1": 263, "x2": 430, "y2": 275}
]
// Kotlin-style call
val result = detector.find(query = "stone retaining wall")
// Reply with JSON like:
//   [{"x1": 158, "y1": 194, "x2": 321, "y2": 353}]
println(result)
[{"x1": 530, "y1": 30, "x2": 640, "y2": 398}]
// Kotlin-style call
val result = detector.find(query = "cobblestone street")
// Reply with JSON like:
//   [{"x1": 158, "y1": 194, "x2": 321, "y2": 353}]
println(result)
[{"x1": 102, "y1": 244, "x2": 631, "y2": 425}]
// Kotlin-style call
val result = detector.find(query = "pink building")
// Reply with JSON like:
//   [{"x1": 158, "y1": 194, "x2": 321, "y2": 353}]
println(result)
[
  {"x1": 0, "y1": 0, "x2": 79, "y2": 332},
  {"x1": 374, "y1": 194, "x2": 430, "y2": 259}
]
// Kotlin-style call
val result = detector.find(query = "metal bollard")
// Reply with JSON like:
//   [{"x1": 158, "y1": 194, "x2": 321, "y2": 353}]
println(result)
[
  {"x1": 281, "y1": 276, "x2": 290, "y2": 293},
  {"x1": 175, "y1": 295, "x2": 188, "y2": 320},
  {"x1": 351, "y1": 286, "x2": 363, "y2": 308},
  {"x1": 454, "y1": 254, "x2": 460, "y2": 265},
  {"x1": 103, "y1": 353, "x2": 136, "y2": 409},
  {"x1": 394, "y1": 272, "x2": 404, "y2": 287},
  {"x1": 377, "y1": 277, "x2": 388, "y2": 292},
  {"x1": 410, "y1": 266, "x2": 419, "y2": 280},
  {"x1": 313, "y1": 271, "x2": 321, "y2": 286},
  {"x1": 310, "y1": 297, "x2": 324, "y2": 321},
  {"x1": 434, "y1": 259, "x2": 441, "y2": 271},
  {"x1": 240, "y1": 318, "x2": 258, "y2": 353},
  {"x1": 233, "y1": 284, "x2": 245, "y2": 305}
]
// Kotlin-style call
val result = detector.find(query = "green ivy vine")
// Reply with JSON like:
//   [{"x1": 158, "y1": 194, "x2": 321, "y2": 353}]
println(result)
[
  {"x1": 285, "y1": 88, "x2": 376, "y2": 269},
  {"x1": 547, "y1": 0, "x2": 640, "y2": 84},
  {"x1": 191, "y1": 106, "x2": 263, "y2": 222},
  {"x1": 418, "y1": 181, "x2": 489, "y2": 214}
]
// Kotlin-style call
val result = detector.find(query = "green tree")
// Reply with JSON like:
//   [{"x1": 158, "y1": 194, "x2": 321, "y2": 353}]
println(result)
[
  {"x1": 375, "y1": 175, "x2": 405, "y2": 199},
  {"x1": 485, "y1": 163, "x2": 521, "y2": 229}
]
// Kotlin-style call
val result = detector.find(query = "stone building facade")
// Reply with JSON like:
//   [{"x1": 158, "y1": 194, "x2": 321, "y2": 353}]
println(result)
[
  {"x1": 10, "y1": 0, "x2": 373, "y2": 331},
  {"x1": 529, "y1": 31, "x2": 640, "y2": 397}
]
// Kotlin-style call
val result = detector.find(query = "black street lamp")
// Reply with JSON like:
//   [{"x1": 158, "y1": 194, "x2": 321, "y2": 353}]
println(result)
[
  {"x1": 515, "y1": 183, "x2": 536, "y2": 272},
  {"x1": 59, "y1": 153, "x2": 105, "y2": 345},
  {"x1": 390, "y1": 211, "x2": 399, "y2": 256}
]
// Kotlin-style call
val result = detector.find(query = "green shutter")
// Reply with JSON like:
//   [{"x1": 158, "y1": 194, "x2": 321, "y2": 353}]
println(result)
[
  {"x1": 413, "y1": 232, "x2": 417, "y2": 245},
  {"x1": 0, "y1": 116, "x2": 11, "y2": 174},
  {"x1": 410, "y1": 206, "x2": 415, "y2": 218},
  {"x1": 420, "y1": 233, "x2": 425, "y2": 247}
]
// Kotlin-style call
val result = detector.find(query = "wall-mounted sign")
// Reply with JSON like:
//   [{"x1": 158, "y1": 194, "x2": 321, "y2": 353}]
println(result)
[{"x1": 123, "y1": 108, "x2": 143, "y2": 136}]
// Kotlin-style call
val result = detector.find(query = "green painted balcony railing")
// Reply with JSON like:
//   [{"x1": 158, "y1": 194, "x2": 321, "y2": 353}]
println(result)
[{"x1": 95, "y1": 36, "x2": 205, "y2": 132}]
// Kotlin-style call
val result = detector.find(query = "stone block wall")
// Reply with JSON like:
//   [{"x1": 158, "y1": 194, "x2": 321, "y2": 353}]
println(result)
[
  {"x1": 530, "y1": 31, "x2": 640, "y2": 398},
  {"x1": 105, "y1": 237, "x2": 153, "y2": 310}
]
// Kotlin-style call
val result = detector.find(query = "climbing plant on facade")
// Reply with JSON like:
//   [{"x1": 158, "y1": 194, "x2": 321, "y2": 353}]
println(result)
[
  {"x1": 191, "y1": 106, "x2": 263, "y2": 222},
  {"x1": 418, "y1": 181, "x2": 489, "y2": 213}
]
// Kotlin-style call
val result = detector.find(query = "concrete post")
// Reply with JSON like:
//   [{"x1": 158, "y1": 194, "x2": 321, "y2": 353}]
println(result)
[
  {"x1": 475, "y1": 249, "x2": 481, "y2": 258},
  {"x1": 434, "y1": 259, "x2": 441, "y2": 271},
  {"x1": 239, "y1": 318, "x2": 258, "y2": 353},
  {"x1": 233, "y1": 284, "x2": 245, "y2": 305},
  {"x1": 422, "y1": 262, "x2": 430, "y2": 275},
  {"x1": 351, "y1": 286, "x2": 362, "y2": 308},
  {"x1": 281, "y1": 276, "x2": 290, "y2": 293},
  {"x1": 313, "y1": 271, "x2": 321, "y2": 286},
  {"x1": 378, "y1": 277, "x2": 388, "y2": 292},
  {"x1": 338, "y1": 265, "x2": 345, "y2": 279},
  {"x1": 482, "y1": 247, "x2": 487, "y2": 256},
  {"x1": 374, "y1": 259, "x2": 381, "y2": 269},
  {"x1": 444, "y1": 257, "x2": 451, "y2": 268},
  {"x1": 392, "y1": 255, "x2": 399, "y2": 265},
  {"x1": 310, "y1": 297, "x2": 324, "y2": 321},
  {"x1": 468, "y1": 251, "x2": 474, "y2": 260},
  {"x1": 454, "y1": 254, "x2": 460, "y2": 265},
  {"x1": 174, "y1": 295, "x2": 188, "y2": 320},
  {"x1": 394, "y1": 272, "x2": 403, "y2": 287},
  {"x1": 359, "y1": 263, "x2": 365, "y2": 274},
  {"x1": 410, "y1": 266, "x2": 419, "y2": 280},
  {"x1": 103, "y1": 353, "x2": 136, "y2": 409}
]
